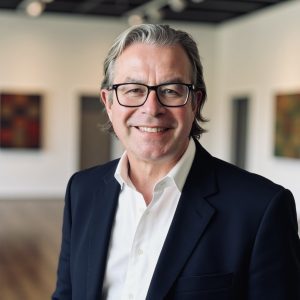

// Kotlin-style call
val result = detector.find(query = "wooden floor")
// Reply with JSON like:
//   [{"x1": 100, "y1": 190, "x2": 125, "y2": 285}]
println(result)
[
  {"x1": 0, "y1": 199, "x2": 298, "y2": 300},
  {"x1": 0, "y1": 199, "x2": 64, "y2": 300}
]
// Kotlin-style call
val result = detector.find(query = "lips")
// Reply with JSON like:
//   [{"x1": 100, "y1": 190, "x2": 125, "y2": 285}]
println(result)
[{"x1": 137, "y1": 126, "x2": 168, "y2": 133}]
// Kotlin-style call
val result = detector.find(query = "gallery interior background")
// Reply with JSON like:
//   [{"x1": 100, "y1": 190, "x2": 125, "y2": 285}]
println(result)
[{"x1": 0, "y1": 1, "x2": 299, "y2": 218}]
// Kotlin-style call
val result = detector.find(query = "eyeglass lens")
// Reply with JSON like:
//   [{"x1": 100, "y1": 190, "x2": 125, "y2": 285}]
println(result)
[{"x1": 116, "y1": 83, "x2": 190, "y2": 107}]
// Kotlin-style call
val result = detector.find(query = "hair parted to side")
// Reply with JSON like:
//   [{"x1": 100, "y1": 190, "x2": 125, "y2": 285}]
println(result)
[{"x1": 100, "y1": 24, "x2": 208, "y2": 138}]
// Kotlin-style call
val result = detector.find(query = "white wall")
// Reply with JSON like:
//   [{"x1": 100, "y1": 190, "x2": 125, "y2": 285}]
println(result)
[
  {"x1": 0, "y1": 13, "x2": 127, "y2": 198},
  {"x1": 0, "y1": 3, "x2": 299, "y2": 217},
  {"x1": 0, "y1": 13, "x2": 215, "y2": 199},
  {"x1": 211, "y1": 1, "x2": 300, "y2": 213}
]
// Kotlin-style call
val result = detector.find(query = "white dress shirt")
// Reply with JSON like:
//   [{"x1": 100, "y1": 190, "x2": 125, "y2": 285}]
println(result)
[{"x1": 102, "y1": 139, "x2": 196, "y2": 300}]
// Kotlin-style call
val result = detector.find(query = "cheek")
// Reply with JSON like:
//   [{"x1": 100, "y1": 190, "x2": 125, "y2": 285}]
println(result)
[
  {"x1": 178, "y1": 108, "x2": 195, "y2": 131},
  {"x1": 110, "y1": 105, "x2": 131, "y2": 132}
]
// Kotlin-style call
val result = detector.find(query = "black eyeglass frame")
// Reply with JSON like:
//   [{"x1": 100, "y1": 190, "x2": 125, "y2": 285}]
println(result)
[{"x1": 107, "y1": 82, "x2": 195, "y2": 108}]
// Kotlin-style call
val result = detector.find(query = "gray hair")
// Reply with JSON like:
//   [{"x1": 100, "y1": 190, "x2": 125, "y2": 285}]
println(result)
[{"x1": 101, "y1": 24, "x2": 208, "y2": 138}]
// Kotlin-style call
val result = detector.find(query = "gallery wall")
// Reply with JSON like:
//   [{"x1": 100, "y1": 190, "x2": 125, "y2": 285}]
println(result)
[
  {"x1": 0, "y1": 12, "x2": 215, "y2": 199},
  {"x1": 210, "y1": 0, "x2": 300, "y2": 213},
  {"x1": 0, "y1": 1, "x2": 299, "y2": 217},
  {"x1": 0, "y1": 14, "x2": 122, "y2": 198}
]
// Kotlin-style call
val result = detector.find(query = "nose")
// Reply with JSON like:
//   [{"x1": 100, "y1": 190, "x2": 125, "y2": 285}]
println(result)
[{"x1": 141, "y1": 90, "x2": 165, "y2": 116}]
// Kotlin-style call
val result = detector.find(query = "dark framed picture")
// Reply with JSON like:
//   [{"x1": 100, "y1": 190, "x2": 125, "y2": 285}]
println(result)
[
  {"x1": 0, "y1": 92, "x2": 42, "y2": 149},
  {"x1": 274, "y1": 93, "x2": 300, "y2": 159}
]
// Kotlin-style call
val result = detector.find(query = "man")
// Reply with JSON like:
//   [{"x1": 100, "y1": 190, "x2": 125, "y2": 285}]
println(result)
[{"x1": 52, "y1": 24, "x2": 300, "y2": 300}]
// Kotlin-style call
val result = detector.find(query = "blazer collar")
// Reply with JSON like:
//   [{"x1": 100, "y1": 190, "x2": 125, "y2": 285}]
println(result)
[
  {"x1": 86, "y1": 164, "x2": 120, "y2": 300},
  {"x1": 86, "y1": 142, "x2": 218, "y2": 300},
  {"x1": 146, "y1": 141, "x2": 218, "y2": 300}
]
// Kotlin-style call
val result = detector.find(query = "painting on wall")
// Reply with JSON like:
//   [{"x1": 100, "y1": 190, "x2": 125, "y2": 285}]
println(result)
[
  {"x1": 274, "y1": 93, "x2": 300, "y2": 159},
  {"x1": 0, "y1": 92, "x2": 42, "y2": 149}
]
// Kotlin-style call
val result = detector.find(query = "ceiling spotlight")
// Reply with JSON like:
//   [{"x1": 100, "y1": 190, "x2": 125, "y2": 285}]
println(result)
[
  {"x1": 26, "y1": 1, "x2": 45, "y2": 17},
  {"x1": 128, "y1": 14, "x2": 145, "y2": 26},
  {"x1": 169, "y1": 0, "x2": 186, "y2": 13},
  {"x1": 17, "y1": 0, "x2": 50, "y2": 17}
]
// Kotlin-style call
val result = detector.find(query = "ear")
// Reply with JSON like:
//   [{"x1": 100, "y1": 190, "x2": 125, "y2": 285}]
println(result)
[{"x1": 100, "y1": 89, "x2": 113, "y2": 122}]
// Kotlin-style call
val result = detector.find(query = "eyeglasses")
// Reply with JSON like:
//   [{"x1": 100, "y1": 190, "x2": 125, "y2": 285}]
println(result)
[{"x1": 107, "y1": 82, "x2": 195, "y2": 107}]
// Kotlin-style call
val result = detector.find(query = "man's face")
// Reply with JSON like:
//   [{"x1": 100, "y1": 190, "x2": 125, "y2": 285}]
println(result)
[{"x1": 101, "y1": 43, "x2": 198, "y2": 166}]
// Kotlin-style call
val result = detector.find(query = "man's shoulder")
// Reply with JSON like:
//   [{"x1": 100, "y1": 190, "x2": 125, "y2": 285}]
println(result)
[
  {"x1": 212, "y1": 156, "x2": 283, "y2": 194},
  {"x1": 193, "y1": 142, "x2": 284, "y2": 198},
  {"x1": 69, "y1": 159, "x2": 119, "y2": 187},
  {"x1": 194, "y1": 150, "x2": 293, "y2": 220}
]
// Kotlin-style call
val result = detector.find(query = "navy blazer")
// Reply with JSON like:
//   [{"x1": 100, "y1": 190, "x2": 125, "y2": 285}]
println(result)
[{"x1": 52, "y1": 142, "x2": 300, "y2": 300}]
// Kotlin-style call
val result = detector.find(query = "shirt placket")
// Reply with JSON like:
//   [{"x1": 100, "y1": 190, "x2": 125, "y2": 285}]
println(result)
[{"x1": 121, "y1": 191, "x2": 148, "y2": 300}]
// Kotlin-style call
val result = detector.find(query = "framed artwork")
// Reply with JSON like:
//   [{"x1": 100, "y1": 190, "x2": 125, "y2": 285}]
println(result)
[
  {"x1": 0, "y1": 92, "x2": 42, "y2": 149},
  {"x1": 274, "y1": 93, "x2": 300, "y2": 159}
]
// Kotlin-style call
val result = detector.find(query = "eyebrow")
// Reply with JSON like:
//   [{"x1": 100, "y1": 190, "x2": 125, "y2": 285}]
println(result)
[
  {"x1": 161, "y1": 78, "x2": 186, "y2": 84},
  {"x1": 122, "y1": 77, "x2": 143, "y2": 83},
  {"x1": 120, "y1": 77, "x2": 187, "y2": 85}
]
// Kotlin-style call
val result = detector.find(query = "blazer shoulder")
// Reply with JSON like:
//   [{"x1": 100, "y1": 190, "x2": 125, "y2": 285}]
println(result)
[
  {"x1": 69, "y1": 159, "x2": 119, "y2": 189},
  {"x1": 210, "y1": 156, "x2": 288, "y2": 206},
  {"x1": 216, "y1": 157, "x2": 281, "y2": 186},
  {"x1": 194, "y1": 142, "x2": 284, "y2": 196},
  {"x1": 201, "y1": 154, "x2": 297, "y2": 234}
]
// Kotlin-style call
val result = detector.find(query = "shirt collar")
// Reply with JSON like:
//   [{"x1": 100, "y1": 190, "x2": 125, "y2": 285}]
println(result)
[
  {"x1": 114, "y1": 138, "x2": 196, "y2": 192},
  {"x1": 114, "y1": 152, "x2": 133, "y2": 189},
  {"x1": 167, "y1": 138, "x2": 196, "y2": 192}
]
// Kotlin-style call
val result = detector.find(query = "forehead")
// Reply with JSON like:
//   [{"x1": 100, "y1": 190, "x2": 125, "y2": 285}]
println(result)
[{"x1": 113, "y1": 43, "x2": 193, "y2": 82}]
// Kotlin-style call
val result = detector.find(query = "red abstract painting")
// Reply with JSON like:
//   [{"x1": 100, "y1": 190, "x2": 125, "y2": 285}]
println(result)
[{"x1": 0, "y1": 93, "x2": 42, "y2": 149}]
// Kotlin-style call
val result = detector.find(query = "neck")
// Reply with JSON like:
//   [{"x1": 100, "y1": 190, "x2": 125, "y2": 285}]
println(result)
[{"x1": 127, "y1": 147, "x2": 188, "y2": 205}]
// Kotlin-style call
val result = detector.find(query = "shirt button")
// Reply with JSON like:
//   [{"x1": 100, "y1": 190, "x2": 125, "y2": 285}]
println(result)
[
  {"x1": 137, "y1": 248, "x2": 143, "y2": 256},
  {"x1": 128, "y1": 294, "x2": 134, "y2": 299}
]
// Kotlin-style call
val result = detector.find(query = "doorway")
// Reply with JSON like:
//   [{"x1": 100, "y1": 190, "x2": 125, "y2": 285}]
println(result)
[
  {"x1": 231, "y1": 97, "x2": 249, "y2": 169},
  {"x1": 79, "y1": 95, "x2": 111, "y2": 170}
]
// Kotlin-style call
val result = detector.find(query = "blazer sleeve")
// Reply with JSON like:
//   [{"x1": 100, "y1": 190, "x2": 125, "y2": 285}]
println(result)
[
  {"x1": 247, "y1": 189, "x2": 300, "y2": 300},
  {"x1": 52, "y1": 175, "x2": 74, "y2": 300}
]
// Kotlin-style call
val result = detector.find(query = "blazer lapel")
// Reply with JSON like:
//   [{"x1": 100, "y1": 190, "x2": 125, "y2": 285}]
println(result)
[
  {"x1": 146, "y1": 142, "x2": 218, "y2": 300},
  {"x1": 86, "y1": 170, "x2": 120, "y2": 300}
]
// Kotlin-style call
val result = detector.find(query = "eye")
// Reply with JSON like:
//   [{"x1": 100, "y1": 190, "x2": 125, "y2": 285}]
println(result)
[
  {"x1": 120, "y1": 84, "x2": 146, "y2": 97},
  {"x1": 160, "y1": 84, "x2": 185, "y2": 98},
  {"x1": 126, "y1": 88, "x2": 144, "y2": 94},
  {"x1": 162, "y1": 88, "x2": 179, "y2": 96}
]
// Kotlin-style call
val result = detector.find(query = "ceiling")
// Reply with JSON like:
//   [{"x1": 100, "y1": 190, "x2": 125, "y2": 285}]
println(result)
[{"x1": 0, "y1": 0, "x2": 293, "y2": 24}]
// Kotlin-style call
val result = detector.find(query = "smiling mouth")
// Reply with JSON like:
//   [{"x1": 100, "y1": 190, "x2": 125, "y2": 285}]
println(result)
[{"x1": 137, "y1": 126, "x2": 168, "y2": 133}]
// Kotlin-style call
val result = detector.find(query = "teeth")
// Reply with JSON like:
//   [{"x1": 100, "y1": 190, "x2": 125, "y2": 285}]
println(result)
[{"x1": 139, "y1": 127, "x2": 166, "y2": 133}]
